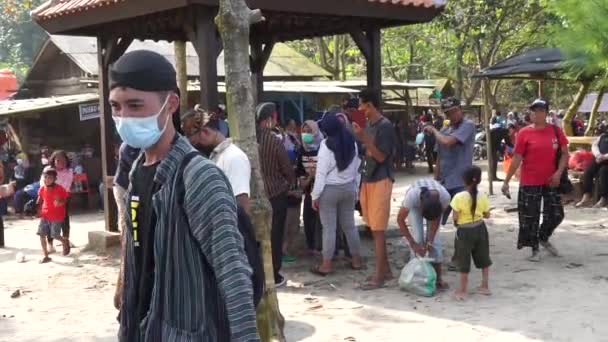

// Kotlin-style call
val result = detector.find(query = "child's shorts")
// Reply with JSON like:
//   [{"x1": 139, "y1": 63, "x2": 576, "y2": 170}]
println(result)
[
  {"x1": 37, "y1": 219, "x2": 63, "y2": 239},
  {"x1": 454, "y1": 221, "x2": 492, "y2": 273}
]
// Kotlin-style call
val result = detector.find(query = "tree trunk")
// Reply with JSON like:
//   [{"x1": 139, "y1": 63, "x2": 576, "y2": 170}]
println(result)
[
  {"x1": 216, "y1": 2, "x2": 285, "y2": 342},
  {"x1": 333, "y1": 35, "x2": 340, "y2": 80},
  {"x1": 564, "y1": 80, "x2": 592, "y2": 136},
  {"x1": 585, "y1": 86, "x2": 606, "y2": 136},
  {"x1": 174, "y1": 41, "x2": 189, "y2": 114},
  {"x1": 455, "y1": 44, "x2": 465, "y2": 100}
]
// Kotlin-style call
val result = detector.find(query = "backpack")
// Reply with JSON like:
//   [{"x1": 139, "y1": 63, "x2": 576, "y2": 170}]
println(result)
[{"x1": 177, "y1": 151, "x2": 265, "y2": 307}]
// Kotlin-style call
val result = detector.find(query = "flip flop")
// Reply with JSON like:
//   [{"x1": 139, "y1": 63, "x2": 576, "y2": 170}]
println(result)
[
  {"x1": 476, "y1": 287, "x2": 492, "y2": 296},
  {"x1": 365, "y1": 273, "x2": 394, "y2": 282},
  {"x1": 359, "y1": 280, "x2": 386, "y2": 291},
  {"x1": 346, "y1": 262, "x2": 365, "y2": 271},
  {"x1": 452, "y1": 292, "x2": 466, "y2": 301},
  {"x1": 310, "y1": 265, "x2": 332, "y2": 277}
]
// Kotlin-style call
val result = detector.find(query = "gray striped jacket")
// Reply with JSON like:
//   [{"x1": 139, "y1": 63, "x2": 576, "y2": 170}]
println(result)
[{"x1": 118, "y1": 136, "x2": 259, "y2": 342}]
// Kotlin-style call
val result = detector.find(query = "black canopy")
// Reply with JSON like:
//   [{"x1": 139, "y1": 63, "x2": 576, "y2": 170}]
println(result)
[{"x1": 474, "y1": 47, "x2": 566, "y2": 79}]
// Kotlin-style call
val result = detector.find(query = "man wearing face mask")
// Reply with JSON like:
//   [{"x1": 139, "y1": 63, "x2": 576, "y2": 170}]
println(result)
[
  {"x1": 256, "y1": 102, "x2": 296, "y2": 287},
  {"x1": 181, "y1": 107, "x2": 251, "y2": 212},
  {"x1": 110, "y1": 50, "x2": 259, "y2": 342}
]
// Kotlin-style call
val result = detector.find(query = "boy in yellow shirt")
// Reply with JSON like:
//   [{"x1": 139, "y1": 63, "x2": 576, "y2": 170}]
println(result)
[{"x1": 451, "y1": 165, "x2": 492, "y2": 300}]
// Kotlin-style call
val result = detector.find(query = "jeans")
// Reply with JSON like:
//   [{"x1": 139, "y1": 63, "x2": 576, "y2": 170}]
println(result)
[
  {"x1": 318, "y1": 183, "x2": 361, "y2": 259},
  {"x1": 270, "y1": 192, "x2": 288, "y2": 282},
  {"x1": 408, "y1": 207, "x2": 443, "y2": 262},
  {"x1": 48, "y1": 198, "x2": 70, "y2": 244},
  {"x1": 14, "y1": 189, "x2": 34, "y2": 214}
]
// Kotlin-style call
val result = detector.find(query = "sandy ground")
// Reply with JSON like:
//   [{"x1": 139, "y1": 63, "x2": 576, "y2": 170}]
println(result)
[{"x1": 2, "y1": 165, "x2": 608, "y2": 342}]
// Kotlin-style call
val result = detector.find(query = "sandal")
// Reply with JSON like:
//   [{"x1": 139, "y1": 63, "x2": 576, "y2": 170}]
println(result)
[
  {"x1": 360, "y1": 280, "x2": 385, "y2": 291},
  {"x1": 310, "y1": 265, "x2": 332, "y2": 277},
  {"x1": 346, "y1": 262, "x2": 365, "y2": 271}
]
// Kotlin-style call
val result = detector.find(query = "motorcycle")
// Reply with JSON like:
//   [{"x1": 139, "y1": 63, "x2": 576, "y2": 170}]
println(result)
[{"x1": 474, "y1": 131, "x2": 487, "y2": 161}]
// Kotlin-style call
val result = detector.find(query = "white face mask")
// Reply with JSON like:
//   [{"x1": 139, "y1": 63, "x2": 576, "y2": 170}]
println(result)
[{"x1": 113, "y1": 96, "x2": 170, "y2": 149}]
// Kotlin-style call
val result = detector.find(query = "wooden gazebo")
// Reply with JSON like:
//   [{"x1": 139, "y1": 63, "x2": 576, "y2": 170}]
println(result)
[{"x1": 32, "y1": 0, "x2": 446, "y2": 230}]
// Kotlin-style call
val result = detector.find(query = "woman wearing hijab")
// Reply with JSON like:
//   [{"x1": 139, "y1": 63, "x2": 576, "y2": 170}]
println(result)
[
  {"x1": 310, "y1": 113, "x2": 362, "y2": 275},
  {"x1": 297, "y1": 120, "x2": 324, "y2": 255}
]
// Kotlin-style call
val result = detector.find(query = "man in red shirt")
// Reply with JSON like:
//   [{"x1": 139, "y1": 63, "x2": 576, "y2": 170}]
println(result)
[
  {"x1": 37, "y1": 168, "x2": 69, "y2": 262},
  {"x1": 502, "y1": 99, "x2": 569, "y2": 262}
]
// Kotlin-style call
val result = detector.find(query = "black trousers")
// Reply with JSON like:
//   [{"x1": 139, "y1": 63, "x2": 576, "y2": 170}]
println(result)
[
  {"x1": 0, "y1": 215, "x2": 4, "y2": 247},
  {"x1": 303, "y1": 193, "x2": 319, "y2": 250},
  {"x1": 270, "y1": 192, "x2": 288, "y2": 282},
  {"x1": 582, "y1": 160, "x2": 608, "y2": 198},
  {"x1": 517, "y1": 185, "x2": 564, "y2": 250},
  {"x1": 425, "y1": 147, "x2": 436, "y2": 172}
]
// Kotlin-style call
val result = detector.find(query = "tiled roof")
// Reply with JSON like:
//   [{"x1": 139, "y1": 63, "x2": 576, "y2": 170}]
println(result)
[
  {"x1": 368, "y1": 0, "x2": 446, "y2": 8},
  {"x1": 33, "y1": 0, "x2": 445, "y2": 20},
  {"x1": 32, "y1": 0, "x2": 126, "y2": 20}
]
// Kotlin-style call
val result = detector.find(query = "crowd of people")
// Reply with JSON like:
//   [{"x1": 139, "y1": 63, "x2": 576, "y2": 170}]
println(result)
[{"x1": 1, "y1": 49, "x2": 585, "y2": 341}]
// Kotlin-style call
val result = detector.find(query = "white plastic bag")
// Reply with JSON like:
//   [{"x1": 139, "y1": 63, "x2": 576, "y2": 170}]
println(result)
[{"x1": 398, "y1": 257, "x2": 437, "y2": 297}]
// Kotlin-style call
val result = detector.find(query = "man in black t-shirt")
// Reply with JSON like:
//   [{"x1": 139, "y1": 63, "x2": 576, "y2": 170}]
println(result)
[{"x1": 353, "y1": 89, "x2": 396, "y2": 291}]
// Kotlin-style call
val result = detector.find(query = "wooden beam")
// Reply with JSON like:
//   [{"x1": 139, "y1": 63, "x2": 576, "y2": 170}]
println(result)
[
  {"x1": 97, "y1": 35, "x2": 132, "y2": 232},
  {"x1": 250, "y1": 37, "x2": 275, "y2": 104},
  {"x1": 350, "y1": 29, "x2": 370, "y2": 61}
]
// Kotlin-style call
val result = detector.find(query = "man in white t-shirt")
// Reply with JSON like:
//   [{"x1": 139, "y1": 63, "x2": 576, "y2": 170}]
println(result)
[
  {"x1": 181, "y1": 108, "x2": 251, "y2": 211},
  {"x1": 397, "y1": 178, "x2": 451, "y2": 289}
]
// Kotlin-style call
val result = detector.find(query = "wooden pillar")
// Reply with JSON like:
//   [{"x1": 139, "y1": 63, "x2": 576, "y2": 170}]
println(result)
[
  {"x1": 174, "y1": 41, "x2": 189, "y2": 114},
  {"x1": 366, "y1": 27, "x2": 382, "y2": 104},
  {"x1": 351, "y1": 27, "x2": 382, "y2": 107},
  {"x1": 538, "y1": 80, "x2": 545, "y2": 98},
  {"x1": 250, "y1": 39, "x2": 275, "y2": 104},
  {"x1": 189, "y1": 8, "x2": 220, "y2": 111},
  {"x1": 97, "y1": 36, "x2": 132, "y2": 232},
  {"x1": 482, "y1": 78, "x2": 494, "y2": 195}
]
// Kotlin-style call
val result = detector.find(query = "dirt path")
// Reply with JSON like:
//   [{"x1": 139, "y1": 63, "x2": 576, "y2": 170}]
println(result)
[{"x1": 2, "y1": 167, "x2": 608, "y2": 342}]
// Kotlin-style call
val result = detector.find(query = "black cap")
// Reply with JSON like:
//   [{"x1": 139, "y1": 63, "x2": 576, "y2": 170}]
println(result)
[
  {"x1": 421, "y1": 188, "x2": 443, "y2": 221},
  {"x1": 529, "y1": 98, "x2": 549, "y2": 111},
  {"x1": 440, "y1": 97, "x2": 461, "y2": 112},
  {"x1": 110, "y1": 50, "x2": 177, "y2": 92}
]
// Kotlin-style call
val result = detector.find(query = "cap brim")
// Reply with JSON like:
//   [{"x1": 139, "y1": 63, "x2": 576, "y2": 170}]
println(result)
[
  {"x1": 441, "y1": 105, "x2": 460, "y2": 113},
  {"x1": 529, "y1": 104, "x2": 547, "y2": 110}
]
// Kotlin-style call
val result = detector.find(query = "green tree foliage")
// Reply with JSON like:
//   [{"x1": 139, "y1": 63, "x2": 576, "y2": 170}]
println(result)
[
  {"x1": 289, "y1": 0, "x2": 560, "y2": 109},
  {"x1": 0, "y1": 0, "x2": 46, "y2": 79},
  {"x1": 550, "y1": 0, "x2": 608, "y2": 135}
]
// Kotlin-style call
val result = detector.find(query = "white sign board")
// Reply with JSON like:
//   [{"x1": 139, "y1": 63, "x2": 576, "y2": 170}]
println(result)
[{"x1": 79, "y1": 103, "x2": 100, "y2": 121}]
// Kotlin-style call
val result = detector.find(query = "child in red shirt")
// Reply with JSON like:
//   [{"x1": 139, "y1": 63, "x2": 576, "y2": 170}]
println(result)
[{"x1": 37, "y1": 168, "x2": 69, "y2": 262}]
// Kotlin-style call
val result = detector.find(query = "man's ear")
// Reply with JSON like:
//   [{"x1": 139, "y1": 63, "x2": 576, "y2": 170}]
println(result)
[{"x1": 165, "y1": 93, "x2": 180, "y2": 116}]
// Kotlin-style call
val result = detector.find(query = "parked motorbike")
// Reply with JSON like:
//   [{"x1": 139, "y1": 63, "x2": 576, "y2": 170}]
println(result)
[{"x1": 474, "y1": 131, "x2": 487, "y2": 161}]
